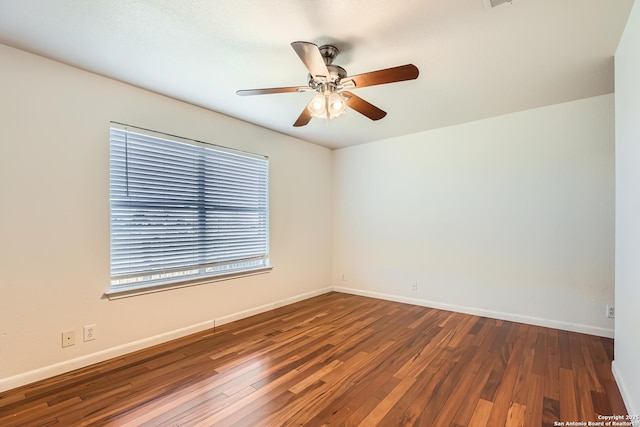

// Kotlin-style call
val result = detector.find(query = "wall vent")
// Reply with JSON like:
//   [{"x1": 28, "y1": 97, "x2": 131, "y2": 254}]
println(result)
[{"x1": 483, "y1": 0, "x2": 517, "y2": 10}]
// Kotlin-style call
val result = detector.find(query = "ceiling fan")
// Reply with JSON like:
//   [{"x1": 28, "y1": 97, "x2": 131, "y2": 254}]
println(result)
[{"x1": 236, "y1": 41, "x2": 419, "y2": 127}]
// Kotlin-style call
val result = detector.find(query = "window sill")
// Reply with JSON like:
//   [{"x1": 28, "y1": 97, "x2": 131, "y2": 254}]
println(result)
[{"x1": 104, "y1": 266, "x2": 273, "y2": 300}]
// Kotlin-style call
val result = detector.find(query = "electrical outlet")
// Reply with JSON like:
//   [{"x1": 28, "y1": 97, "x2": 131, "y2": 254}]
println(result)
[
  {"x1": 341, "y1": 273, "x2": 346, "y2": 281},
  {"x1": 606, "y1": 305, "x2": 615, "y2": 319},
  {"x1": 62, "y1": 330, "x2": 75, "y2": 347},
  {"x1": 83, "y1": 324, "x2": 96, "y2": 342},
  {"x1": 411, "y1": 281, "x2": 418, "y2": 291}
]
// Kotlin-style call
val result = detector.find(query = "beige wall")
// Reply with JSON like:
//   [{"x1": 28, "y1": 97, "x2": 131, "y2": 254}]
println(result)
[
  {"x1": 614, "y1": 0, "x2": 640, "y2": 417},
  {"x1": 0, "y1": 44, "x2": 333, "y2": 391},
  {"x1": 332, "y1": 94, "x2": 615, "y2": 337}
]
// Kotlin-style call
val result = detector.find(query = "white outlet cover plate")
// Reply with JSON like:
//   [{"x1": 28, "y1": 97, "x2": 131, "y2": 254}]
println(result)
[{"x1": 83, "y1": 324, "x2": 96, "y2": 341}]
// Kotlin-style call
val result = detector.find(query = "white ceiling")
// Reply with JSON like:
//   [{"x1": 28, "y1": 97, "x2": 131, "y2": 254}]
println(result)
[{"x1": 0, "y1": 0, "x2": 634, "y2": 149}]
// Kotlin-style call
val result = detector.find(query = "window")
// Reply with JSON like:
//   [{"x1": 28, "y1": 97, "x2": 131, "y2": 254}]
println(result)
[{"x1": 108, "y1": 123, "x2": 269, "y2": 295}]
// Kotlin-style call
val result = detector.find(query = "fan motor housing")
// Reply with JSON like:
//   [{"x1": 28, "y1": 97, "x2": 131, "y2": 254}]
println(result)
[
  {"x1": 308, "y1": 64, "x2": 347, "y2": 87},
  {"x1": 307, "y1": 44, "x2": 346, "y2": 87},
  {"x1": 311, "y1": 45, "x2": 347, "y2": 86}
]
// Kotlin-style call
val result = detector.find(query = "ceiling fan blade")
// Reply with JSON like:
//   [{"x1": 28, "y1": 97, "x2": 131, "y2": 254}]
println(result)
[
  {"x1": 344, "y1": 64, "x2": 419, "y2": 89},
  {"x1": 291, "y1": 41, "x2": 331, "y2": 83},
  {"x1": 293, "y1": 107, "x2": 312, "y2": 127},
  {"x1": 342, "y1": 91, "x2": 387, "y2": 121},
  {"x1": 236, "y1": 86, "x2": 310, "y2": 96}
]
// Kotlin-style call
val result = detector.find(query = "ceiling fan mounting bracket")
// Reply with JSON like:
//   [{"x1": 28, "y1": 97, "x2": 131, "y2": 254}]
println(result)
[{"x1": 318, "y1": 45, "x2": 339, "y2": 65}]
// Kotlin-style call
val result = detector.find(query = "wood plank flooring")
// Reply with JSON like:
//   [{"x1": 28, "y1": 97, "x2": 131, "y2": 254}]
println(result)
[{"x1": 0, "y1": 292, "x2": 628, "y2": 426}]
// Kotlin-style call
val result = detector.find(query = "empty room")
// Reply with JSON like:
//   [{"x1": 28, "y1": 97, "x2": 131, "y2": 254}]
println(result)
[{"x1": 0, "y1": 1, "x2": 639, "y2": 426}]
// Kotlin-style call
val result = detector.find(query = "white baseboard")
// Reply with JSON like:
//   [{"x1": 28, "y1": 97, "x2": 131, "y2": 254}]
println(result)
[
  {"x1": 0, "y1": 318, "x2": 215, "y2": 394},
  {"x1": 214, "y1": 287, "x2": 333, "y2": 326},
  {"x1": 0, "y1": 287, "x2": 333, "y2": 394},
  {"x1": 612, "y1": 361, "x2": 639, "y2": 425},
  {"x1": 332, "y1": 286, "x2": 614, "y2": 338}
]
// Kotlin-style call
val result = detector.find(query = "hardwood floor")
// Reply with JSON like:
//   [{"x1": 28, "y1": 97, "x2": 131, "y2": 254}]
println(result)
[{"x1": 0, "y1": 292, "x2": 628, "y2": 426}]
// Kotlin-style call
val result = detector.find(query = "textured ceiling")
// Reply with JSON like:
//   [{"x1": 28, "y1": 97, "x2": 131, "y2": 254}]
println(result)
[{"x1": 0, "y1": 0, "x2": 634, "y2": 149}]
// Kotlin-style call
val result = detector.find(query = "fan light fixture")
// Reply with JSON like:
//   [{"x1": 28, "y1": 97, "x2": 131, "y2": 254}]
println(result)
[{"x1": 307, "y1": 86, "x2": 347, "y2": 120}]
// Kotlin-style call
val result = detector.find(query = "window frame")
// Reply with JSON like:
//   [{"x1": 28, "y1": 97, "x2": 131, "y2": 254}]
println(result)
[{"x1": 106, "y1": 122, "x2": 271, "y2": 299}]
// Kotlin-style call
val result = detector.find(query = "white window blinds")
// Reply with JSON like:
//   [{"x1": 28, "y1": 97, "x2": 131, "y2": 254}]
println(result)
[{"x1": 109, "y1": 124, "x2": 269, "y2": 293}]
